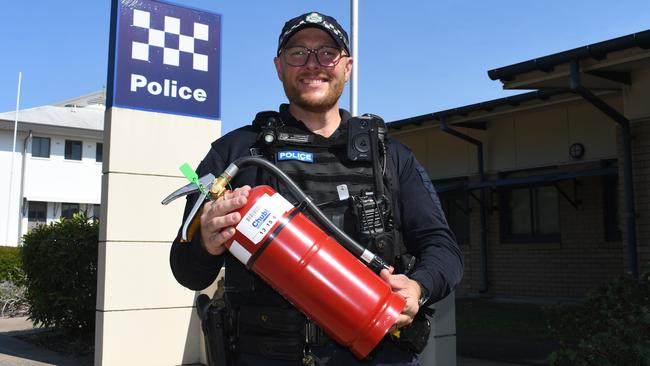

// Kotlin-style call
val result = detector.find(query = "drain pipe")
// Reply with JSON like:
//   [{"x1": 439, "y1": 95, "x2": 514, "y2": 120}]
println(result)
[
  {"x1": 440, "y1": 119, "x2": 488, "y2": 292},
  {"x1": 570, "y1": 59, "x2": 638, "y2": 279}
]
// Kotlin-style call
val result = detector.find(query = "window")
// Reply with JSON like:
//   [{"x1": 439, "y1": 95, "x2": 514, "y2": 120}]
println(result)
[
  {"x1": 28, "y1": 201, "x2": 47, "y2": 230},
  {"x1": 65, "y1": 140, "x2": 82, "y2": 160},
  {"x1": 32, "y1": 137, "x2": 50, "y2": 158},
  {"x1": 96, "y1": 143, "x2": 103, "y2": 163},
  {"x1": 28, "y1": 201, "x2": 47, "y2": 221},
  {"x1": 61, "y1": 203, "x2": 80, "y2": 219},
  {"x1": 500, "y1": 184, "x2": 560, "y2": 242}
]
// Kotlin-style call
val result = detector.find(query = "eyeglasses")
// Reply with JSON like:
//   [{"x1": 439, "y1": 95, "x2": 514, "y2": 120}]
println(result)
[{"x1": 280, "y1": 46, "x2": 346, "y2": 67}]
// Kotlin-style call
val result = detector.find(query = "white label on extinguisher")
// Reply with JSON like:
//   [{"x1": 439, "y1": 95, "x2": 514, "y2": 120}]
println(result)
[
  {"x1": 229, "y1": 240, "x2": 251, "y2": 265},
  {"x1": 237, "y1": 193, "x2": 293, "y2": 244}
]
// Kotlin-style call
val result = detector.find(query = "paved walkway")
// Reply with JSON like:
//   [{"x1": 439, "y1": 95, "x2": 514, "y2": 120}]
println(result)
[
  {"x1": 0, "y1": 317, "x2": 541, "y2": 366},
  {"x1": 0, "y1": 317, "x2": 91, "y2": 366}
]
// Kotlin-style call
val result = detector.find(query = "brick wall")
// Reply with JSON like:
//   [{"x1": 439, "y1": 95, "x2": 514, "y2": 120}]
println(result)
[{"x1": 456, "y1": 164, "x2": 625, "y2": 300}]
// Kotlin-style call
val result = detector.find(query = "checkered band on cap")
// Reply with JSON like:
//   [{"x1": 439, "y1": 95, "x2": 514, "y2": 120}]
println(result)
[{"x1": 277, "y1": 12, "x2": 350, "y2": 55}]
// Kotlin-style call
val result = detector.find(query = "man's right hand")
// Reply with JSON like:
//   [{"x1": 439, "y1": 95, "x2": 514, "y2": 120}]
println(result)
[{"x1": 200, "y1": 185, "x2": 251, "y2": 255}]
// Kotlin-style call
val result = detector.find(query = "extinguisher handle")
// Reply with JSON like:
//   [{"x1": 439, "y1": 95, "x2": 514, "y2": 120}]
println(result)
[{"x1": 228, "y1": 157, "x2": 389, "y2": 274}]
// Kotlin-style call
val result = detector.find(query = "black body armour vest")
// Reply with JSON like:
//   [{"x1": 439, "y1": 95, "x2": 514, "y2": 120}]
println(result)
[
  {"x1": 261, "y1": 111, "x2": 399, "y2": 262},
  {"x1": 224, "y1": 112, "x2": 403, "y2": 308}
]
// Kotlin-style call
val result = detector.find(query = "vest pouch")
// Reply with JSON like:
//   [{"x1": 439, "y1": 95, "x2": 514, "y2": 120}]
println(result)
[
  {"x1": 302, "y1": 198, "x2": 355, "y2": 235},
  {"x1": 371, "y1": 231, "x2": 394, "y2": 256}
]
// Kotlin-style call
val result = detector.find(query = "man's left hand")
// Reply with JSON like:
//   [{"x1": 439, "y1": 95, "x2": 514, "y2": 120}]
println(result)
[{"x1": 380, "y1": 268, "x2": 420, "y2": 330}]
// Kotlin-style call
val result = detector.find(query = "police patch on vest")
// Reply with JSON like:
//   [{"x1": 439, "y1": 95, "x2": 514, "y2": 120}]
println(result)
[{"x1": 277, "y1": 151, "x2": 314, "y2": 163}]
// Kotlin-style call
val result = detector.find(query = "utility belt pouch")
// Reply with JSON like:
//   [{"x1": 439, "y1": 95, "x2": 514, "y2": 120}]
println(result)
[{"x1": 390, "y1": 311, "x2": 431, "y2": 354}]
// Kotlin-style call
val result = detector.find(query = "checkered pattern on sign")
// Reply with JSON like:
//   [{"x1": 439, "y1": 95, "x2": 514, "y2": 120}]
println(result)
[{"x1": 131, "y1": 9, "x2": 209, "y2": 72}]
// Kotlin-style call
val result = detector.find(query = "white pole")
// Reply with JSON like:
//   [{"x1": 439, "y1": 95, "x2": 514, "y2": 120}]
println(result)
[
  {"x1": 350, "y1": 0, "x2": 359, "y2": 116},
  {"x1": 6, "y1": 72, "x2": 22, "y2": 246}
]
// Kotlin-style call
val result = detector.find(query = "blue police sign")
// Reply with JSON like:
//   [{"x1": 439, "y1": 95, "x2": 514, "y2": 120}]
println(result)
[{"x1": 107, "y1": 0, "x2": 221, "y2": 119}]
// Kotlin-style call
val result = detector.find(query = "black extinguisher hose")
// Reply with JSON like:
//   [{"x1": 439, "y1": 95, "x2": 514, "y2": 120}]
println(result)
[{"x1": 223, "y1": 156, "x2": 390, "y2": 273}]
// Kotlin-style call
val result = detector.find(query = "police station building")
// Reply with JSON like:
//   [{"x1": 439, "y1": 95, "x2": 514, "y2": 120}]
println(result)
[{"x1": 390, "y1": 29, "x2": 650, "y2": 301}]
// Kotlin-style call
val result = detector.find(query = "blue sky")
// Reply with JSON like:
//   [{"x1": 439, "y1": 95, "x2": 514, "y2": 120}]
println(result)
[{"x1": 1, "y1": 1, "x2": 649, "y2": 134}]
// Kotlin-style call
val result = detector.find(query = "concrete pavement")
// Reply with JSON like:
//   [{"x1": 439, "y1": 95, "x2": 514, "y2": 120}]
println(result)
[{"x1": 0, "y1": 317, "x2": 90, "y2": 366}]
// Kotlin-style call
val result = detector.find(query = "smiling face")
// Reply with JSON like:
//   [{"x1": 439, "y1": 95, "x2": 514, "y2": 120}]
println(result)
[{"x1": 274, "y1": 27, "x2": 353, "y2": 114}]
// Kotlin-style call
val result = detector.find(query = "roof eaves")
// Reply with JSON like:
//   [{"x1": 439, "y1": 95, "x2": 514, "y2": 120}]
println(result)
[
  {"x1": 487, "y1": 29, "x2": 650, "y2": 82},
  {"x1": 388, "y1": 90, "x2": 569, "y2": 129}
]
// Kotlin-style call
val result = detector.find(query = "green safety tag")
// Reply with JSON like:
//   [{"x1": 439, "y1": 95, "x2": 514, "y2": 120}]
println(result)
[{"x1": 179, "y1": 162, "x2": 207, "y2": 195}]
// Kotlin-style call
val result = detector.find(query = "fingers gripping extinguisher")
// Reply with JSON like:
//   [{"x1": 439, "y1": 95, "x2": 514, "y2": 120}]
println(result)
[{"x1": 206, "y1": 157, "x2": 405, "y2": 359}]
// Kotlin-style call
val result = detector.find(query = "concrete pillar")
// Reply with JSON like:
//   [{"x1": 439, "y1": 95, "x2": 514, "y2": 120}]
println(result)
[{"x1": 95, "y1": 107, "x2": 219, "y2": 365}]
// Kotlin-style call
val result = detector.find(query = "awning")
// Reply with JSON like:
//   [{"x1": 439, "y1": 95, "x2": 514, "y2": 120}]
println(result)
[{"x1": 435, "y1": 166, "x2": 617, "y2": 193}]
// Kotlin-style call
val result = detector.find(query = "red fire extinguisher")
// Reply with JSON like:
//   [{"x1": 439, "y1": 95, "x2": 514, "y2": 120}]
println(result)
[
  {"x1": 225, "y1": 184, "x2": 405, "y2": 359},
  {"x1": 164, "y1": 156, "x2": 406, "y2": 359}
]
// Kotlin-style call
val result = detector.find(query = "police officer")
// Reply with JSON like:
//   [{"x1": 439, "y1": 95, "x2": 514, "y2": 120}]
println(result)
[{"x1": 170, "y1": 11, "x2": 463, "y2": 366}]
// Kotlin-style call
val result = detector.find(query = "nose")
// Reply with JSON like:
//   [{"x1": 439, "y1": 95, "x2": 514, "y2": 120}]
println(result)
[{"x1": 305, "y1": 50, "x2": 321, "y2": 69}]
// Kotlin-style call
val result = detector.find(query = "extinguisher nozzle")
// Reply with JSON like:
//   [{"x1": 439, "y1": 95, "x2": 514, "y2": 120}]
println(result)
[{"x1": 210, "y1": 164, "x2": 239, "y2": 200}]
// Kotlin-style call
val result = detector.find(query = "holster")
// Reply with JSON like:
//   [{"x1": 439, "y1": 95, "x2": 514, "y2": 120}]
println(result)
[
  {"x1": 196, "y1": 292, "x2": 231, "y2": 366},
  {"x1": 390, "y1": 310, "x2": 432, "y2": 354}
]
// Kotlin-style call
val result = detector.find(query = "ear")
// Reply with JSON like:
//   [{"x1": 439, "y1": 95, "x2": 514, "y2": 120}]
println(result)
[
  {"x1": 274, "y1": 57, "x2": 283, "y2": 81},
  {"x1": 343, "y1": 57, "x2": 353, "y2": 82}
]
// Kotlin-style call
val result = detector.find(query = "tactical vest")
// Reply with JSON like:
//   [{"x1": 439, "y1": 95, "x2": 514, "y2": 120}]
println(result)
[
  {"x1": 250, "y1": 111, "x2": 401, "y2": 264},
  {"x1": 221, "y1": 112, "x2": 406, "y2": 360}
]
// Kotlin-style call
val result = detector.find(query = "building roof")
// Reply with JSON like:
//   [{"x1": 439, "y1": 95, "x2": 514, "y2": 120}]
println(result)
[
  {"x1": 487, "y1": 29, "x2": 650, "y2": 82},
  {"x1": 387, "y1": 90, "x2": 592, "y2": 130},
  {"x1": 0, "y1": 90, "x2": 105, "y2": 139},
  {"x1": 0, "y1": 104, "x2": 104, "y2": 131},
  {"x1": 389, "y1": 29, "x2": 650, "y2": 130},
  {"x1": 53, "y1": 90, "x2": 106, "y2": 107},
  {"x1": 487, "y1": 29, "x2": 650, "y2": 91}
]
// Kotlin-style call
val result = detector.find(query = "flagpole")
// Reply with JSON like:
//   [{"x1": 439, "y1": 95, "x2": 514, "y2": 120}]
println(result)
[
  {"x1": 350, "y1": 0, "x2": 358, "y2": 116},
  {"x1": 6, "y1": 72, "x2": 22, "y2": 246}
]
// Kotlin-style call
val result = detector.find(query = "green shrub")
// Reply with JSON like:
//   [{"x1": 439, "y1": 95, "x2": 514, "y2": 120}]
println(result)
[
  {"x1": 0, "y1": 246, "x2": 25, "y2": 284},
  {"x1": 21, "y1": 213, "x2": 98, "y2": 335},
  {"x1": 545, "y1": 266, "x2": 650, "y2": 366}
]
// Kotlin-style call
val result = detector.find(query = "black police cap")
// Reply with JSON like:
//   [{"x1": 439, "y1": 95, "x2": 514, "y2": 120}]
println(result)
[{"x1": 277, "y1": 12, "x2": 350, "y2": 56}]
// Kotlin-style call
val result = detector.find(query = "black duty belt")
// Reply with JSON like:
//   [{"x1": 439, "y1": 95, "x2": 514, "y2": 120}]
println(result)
[{"x1": 233, "y1": 304, "x2": 331, "y2": 361}]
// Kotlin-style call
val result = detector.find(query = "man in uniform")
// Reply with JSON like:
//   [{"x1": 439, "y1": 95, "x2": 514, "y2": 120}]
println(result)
[{"x1": 170, "y1": 11, "x2": 463, "y2": 366}]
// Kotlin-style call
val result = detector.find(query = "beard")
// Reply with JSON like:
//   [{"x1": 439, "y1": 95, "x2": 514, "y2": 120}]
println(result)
[{"x1": 281, "y1": 72, "x2": 345, "y2": 113}]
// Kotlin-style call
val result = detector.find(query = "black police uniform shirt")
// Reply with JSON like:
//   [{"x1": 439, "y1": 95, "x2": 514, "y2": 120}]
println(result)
[{"x1": 170, "y1": 104, "x2": 463, "y2": 307}]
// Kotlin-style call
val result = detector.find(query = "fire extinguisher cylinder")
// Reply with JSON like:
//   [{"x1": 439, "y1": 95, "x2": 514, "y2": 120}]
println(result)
[
  {"x1": 225, "y1": 184, "x2": 406, "y2": 359},
  {"x1": 222, "y1": 156, "x2": 390, "y2": 273}
]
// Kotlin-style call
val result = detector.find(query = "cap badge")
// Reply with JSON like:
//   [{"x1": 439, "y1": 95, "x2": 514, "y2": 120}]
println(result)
[{"x1": 305, "y1": 12, "x2": 323, "y2": 23}]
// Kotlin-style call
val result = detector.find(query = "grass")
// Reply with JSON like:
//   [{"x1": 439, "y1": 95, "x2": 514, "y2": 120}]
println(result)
[{"x1": 455, "y1": 298, "x2": 553, "y2": 339}]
